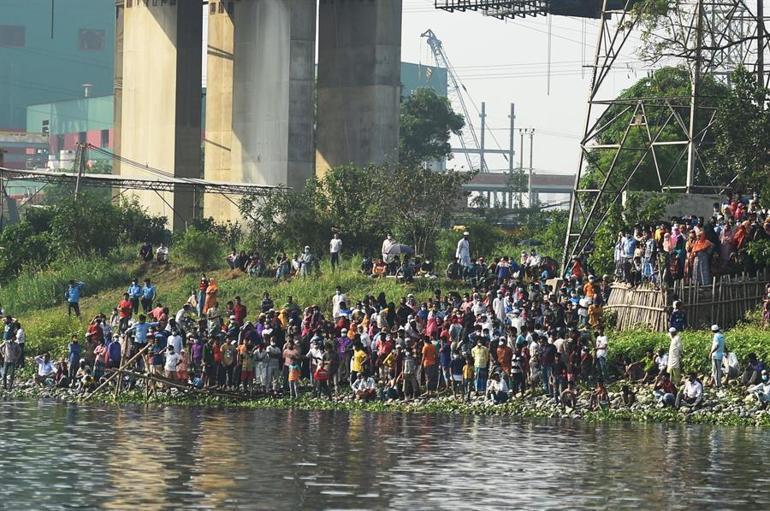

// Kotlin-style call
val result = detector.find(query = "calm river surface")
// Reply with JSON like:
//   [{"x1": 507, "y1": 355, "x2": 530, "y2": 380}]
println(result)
[{"x1": 2, "y1": 400, "x2": 770, "y2": 510}]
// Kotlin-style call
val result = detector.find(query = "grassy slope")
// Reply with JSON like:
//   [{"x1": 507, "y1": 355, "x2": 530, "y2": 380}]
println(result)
[{"x1": 15, "y1": 258, "x2": 468, "y2": 356}]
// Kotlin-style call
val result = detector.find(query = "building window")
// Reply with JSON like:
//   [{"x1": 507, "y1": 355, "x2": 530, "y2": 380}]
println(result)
[
  {"x1": 79, "y1": 29, "x2": 105, "y2": 51},
  {"x1": 219, "y1": 2, "x2": 225, "y2": 13},
  {"x1": 100, "y1": 129, "x2": 110, "y2": 148},
  {"x1": 78, "y1": 132, "x2": 87, "y2": 144},
  {"x1": 0, "y1": 25, "x2": 25, "y2": 47},
  {"x1": 55, "y1": 134, "x2": 65, "y2": 152}
]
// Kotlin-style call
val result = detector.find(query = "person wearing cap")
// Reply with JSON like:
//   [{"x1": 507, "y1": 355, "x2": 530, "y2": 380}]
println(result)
[
  {"x1": 667, "y1": 327, "x2": 683, "y2": 383},
  {"x1": 455, "y1": 231, "x2": 471, "y2": 276},
  {"x1": 710, "y1": 324, "x2": 725, "y2": 388}
]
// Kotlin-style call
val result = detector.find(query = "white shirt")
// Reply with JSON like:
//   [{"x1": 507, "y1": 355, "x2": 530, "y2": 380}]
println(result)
[
  {"x1": 332, "y1": 292, "x2": 346, "y2": 317},
  {"x1": 167, "y1": 334, "x2": 183, "y2": 355},
  {"x1": 668, "y1": 335, "x2": 682, "y2": 369},
  {"x1": 493, "y1": 297, "x2": 506, "y2": 324},
  {"x1": 164, "y1": 352, "x2": 181, "y2": 372},
  {"x1": 329, "y1": 238, "x2": 342, "y2": 254},
  {"x1": 382, "y1": 238, "x2": 396, "y2": 263},
  {"x1": 684, "y1": 379, "x2": 703, "y2": 399},
  {"x1": 456, "y1": 238, "x2": 471, "y2": 265},
  {"x1": 15, "y1": 328, "x2": 25, "y2": 345},
  {"x1": 595, "y1": 335, "x2": 608, "y2": 358}
]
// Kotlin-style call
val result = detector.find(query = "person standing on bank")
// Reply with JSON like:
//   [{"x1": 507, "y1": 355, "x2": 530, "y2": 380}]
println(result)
[
  {"x1": 667, "y1": 327, "x2": 683, "y2": 383},
  {"x1": 329, "y1": 233, "x2": 342, "y2": 272},
  {"x1": 65, "y1": 280, "x2": 86, "y2": 318},
  {"x1": 456, "y1": 231, "x2": 471, "y2": 277},
  {"x1": 710, "y1": 324, "x2": 725, "y2": 388}
]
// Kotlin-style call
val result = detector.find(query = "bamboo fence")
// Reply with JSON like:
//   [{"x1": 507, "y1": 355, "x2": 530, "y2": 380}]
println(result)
[{"x1": 606, "y1": 269, "x2": 769, "y2": 332}]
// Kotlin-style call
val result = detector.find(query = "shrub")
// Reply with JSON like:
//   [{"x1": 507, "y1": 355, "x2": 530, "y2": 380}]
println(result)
[{"x1": 173, "y1": 228, "x2": 224, "y2": 271}]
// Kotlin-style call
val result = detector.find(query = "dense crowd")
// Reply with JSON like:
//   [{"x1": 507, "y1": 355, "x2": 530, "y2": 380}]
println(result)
[
  {"x1": 0, "y1": 193, "x2": 769, "y2": 413},
  {"x1": 606, "y1": 194, "x2": 770, "y2": 287}
]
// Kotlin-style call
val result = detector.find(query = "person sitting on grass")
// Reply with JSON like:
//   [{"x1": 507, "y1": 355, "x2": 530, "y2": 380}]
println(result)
[
  {"x1": 486, "y1": 372, "x2": 509, "y2": 405},
  {"x1": 33, "y1": 353, "x2": 56, "y2": 386},
  {"x1": 653, "y1": 372, "x2": 677, "y2": 407},
  {"x1": 589, "y1": 381, "x2": 610, "y2": 411},
  {"x1": 352, "y1": 372, "x2": 377, "y2": 401},
  {"x1": 560, "y1": 380, "x2": 578, "y2": 409},
  {"x1": 675, "y1": 372, "x2": 703, "y2": 410},
  {"x1": 621, "y1": 385, "x2": 636, "y2": 406},
  {"x1": 748, "y1": 370, "x2": 770, "y2": 409}
]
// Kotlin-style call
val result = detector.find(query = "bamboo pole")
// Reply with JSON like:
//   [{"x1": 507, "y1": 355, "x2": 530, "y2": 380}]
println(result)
[{"x1": 82, "y1": 343, "x2": 150, "y2": 402}]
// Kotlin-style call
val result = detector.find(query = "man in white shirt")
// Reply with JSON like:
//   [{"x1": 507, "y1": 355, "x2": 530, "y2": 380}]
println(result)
[
  {"x1": 493, "y1": 291, "x2": 506, "y2": 325},
  {"x1": 595, "y1": 330, "x2": 609, "y2": 381},
  {"x1": 329, "y1": 233, "x2": 343, "y2": 271},
  {"x1": 456, "y1": 231, "x2": 471, "y2": 269},
  {"x1": 34, "y1": 353, "x2": 56, "y2": 385},
  {"x1": 332, "y1": 287, "x2": 346, "y2": 318},
  {"x1": 675, "y1": 373, "x2": 703, "y2": 409},
  {"x1": 382, "y1": 234, "x2": 396, "y2": 264},
  {"x1": 667, "y1": 327, "x2": 683, "y2": 383},
  {"x1": 164, "y1": 346, "x2": 181, "y2": 380},
  {"x1": 167, "y1": 330, "x2": 183, "y2": 355}
]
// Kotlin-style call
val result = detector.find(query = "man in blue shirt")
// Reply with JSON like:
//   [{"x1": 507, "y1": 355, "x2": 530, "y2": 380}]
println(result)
[
  {"x1": 710, "y1": 324, "x2": 725, "y2": 388},
  {"x1": 141, "y1": 278, "x2": 157, "y2": 313},
  {"x1": 65, "y1": 280, "x2": 86, "y2": 317},
  {"x1": 107, "y1": 335, "x2": 122, "y2": 369},
  {"x1": 67, "y1": 335, "x2": 81, "y2": 386},
  {"x1": 127, "y1": 279, "x2": 142, "y2": 314}
]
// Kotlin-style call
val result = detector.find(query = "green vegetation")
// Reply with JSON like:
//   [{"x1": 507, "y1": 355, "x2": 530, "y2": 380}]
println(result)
[
  {"x1": 400, "y1": 88, "x2": 465, "y2": 164},
  {"x1": 0, "y1": 194, "x2": 166, "y2": 282}
]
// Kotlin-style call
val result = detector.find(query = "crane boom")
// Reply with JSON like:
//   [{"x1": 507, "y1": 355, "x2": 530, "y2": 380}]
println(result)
[{"x1": 421, "y1": 29, "x2": 487, "y2": 172}]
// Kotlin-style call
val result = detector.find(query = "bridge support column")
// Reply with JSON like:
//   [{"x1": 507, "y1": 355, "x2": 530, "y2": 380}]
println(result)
[
  {"x1": 204, "y1": 0, "x2": 316, "y2": 222},
  {"x1": 116, "y1": 0, "x2": 202, "y2": 230},
  {"x1": 316, "y1": 0, "x2": 402, "y2": 174}
]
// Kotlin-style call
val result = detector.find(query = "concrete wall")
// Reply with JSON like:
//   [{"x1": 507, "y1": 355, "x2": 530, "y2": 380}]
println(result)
[
  {"x1": 316, "y1": 0, "x2": 402, "y2": 175},
  {"x1": 204, "y1": 0, "x2": 316, "y2": 223},
  {"x1": 117, "y1": 1, "x2": 202, "y2": 230}
]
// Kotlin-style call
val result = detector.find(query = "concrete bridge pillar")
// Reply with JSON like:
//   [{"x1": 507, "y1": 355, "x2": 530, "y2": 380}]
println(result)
[
  {"x1": 115, "y1": 0, "x2": 202, "y2": 230},
  {"x1": 316, "y1": 0, "x2": 402, "y2": 174},
  {"x1": 204, "y1": 0, "x2": 316, "y2": 222}
]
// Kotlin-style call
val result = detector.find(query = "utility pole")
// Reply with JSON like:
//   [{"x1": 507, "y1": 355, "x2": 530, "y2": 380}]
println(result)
[
  {"x1": 758, "y1": 0, "x2": 765, "y2": 87},
  {"x1": 528, "y1": 129, "x2": 535, "y2": 208},
  {"x1": 74, "y1": 143, "x2": 85, "y2": 197},
  {"x1": 508, "y1": 103, "x2": 515, "y2": 208},
  {"x1": 479, "y1": 101, "x2": 487, "y2": 172},
  {"x1": 686, "y1": 0, "x2": 704, "y2": 193},
  {"x1": 519, "y1": 128, "x2": 527, "y2": 208}
]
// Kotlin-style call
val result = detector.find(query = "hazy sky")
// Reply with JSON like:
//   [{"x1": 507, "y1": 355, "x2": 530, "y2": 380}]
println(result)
[{"x1": 400, "y1": 0, "x2": 648, "y2": 174}]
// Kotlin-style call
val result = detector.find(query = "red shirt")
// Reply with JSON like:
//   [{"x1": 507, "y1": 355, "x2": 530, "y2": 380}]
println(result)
[
  {"x1": 118, "y1": 299, "x2": 132, "y2": 319},
  {"x1": 233, "y1": 303, "x2": 247, "y2": 324}
]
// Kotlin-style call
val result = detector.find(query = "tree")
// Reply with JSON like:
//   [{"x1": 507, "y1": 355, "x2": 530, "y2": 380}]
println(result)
[
  {"x1": 377, "y1": 164, "x2": 472, "y2": 256},
  {"x1": 399, "y1": 88, "x2": 465, "y2": 164},
  {"x1": 239, "y1": 163, "x2": 473, "y2": 259},
  {"x1": 710, "y1": 66, "x2": 770, "y2": 199}
]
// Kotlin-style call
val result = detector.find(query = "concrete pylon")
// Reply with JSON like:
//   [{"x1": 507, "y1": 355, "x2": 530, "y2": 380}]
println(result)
[
  {"x1": 204, "y1": 0, "x2": 316, "y2": 223},
  {"x1": 115, "y1": 0, "x2": 202, "y2": 230},
  {"x1": 316, "y1": 0, "x2": 403, "y2": 175}
]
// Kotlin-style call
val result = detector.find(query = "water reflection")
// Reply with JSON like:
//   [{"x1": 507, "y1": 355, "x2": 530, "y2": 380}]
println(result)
[{"x1": 1, "y1": 400, "x2": 770, "y2": 510}]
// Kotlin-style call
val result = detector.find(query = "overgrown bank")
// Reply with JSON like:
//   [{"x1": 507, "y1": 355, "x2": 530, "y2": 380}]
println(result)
[{"x1": 6, "y1": 382, "x2": 770, "y2": 428}]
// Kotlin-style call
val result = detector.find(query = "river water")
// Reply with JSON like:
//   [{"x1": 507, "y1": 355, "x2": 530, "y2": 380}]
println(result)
[{"x1": 2, "y1": 400, "x2": 770, "y2": 510}]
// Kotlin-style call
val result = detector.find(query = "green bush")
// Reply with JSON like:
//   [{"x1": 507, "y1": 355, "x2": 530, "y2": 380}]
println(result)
[
  {"x1": 173, "y1": 228, "x2": 224, "y2": 271},
  {"x1": 608, "y1": 323, "x2": 770, "y2": 375}
]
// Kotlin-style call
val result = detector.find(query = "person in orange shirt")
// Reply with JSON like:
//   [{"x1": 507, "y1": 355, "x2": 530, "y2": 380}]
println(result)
[
  {"x1": 496, "y1": 341, "x2": 513, "y2": 381},
  {"x1": 421, "y1": 339, "x2": 438, "y2": 394}
]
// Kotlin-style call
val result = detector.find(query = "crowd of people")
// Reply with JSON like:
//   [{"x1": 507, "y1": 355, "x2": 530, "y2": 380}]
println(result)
[
  {"x1": 0, "y1": 193, "x2": 768, "y2": 414},
  {"x1": 605, "y1": 194, "x2": 770, "y2": 287}
]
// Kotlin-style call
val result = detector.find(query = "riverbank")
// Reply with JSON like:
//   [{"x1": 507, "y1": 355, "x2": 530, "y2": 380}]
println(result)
[{"x1": 4, "y1": 380, "x2": 770, "y2": 427}]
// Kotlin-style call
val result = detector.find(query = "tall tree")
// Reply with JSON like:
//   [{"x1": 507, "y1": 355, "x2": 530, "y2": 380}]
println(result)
[{"x1": 399, "y1": 88, "x2": 465, "y2": 164}]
